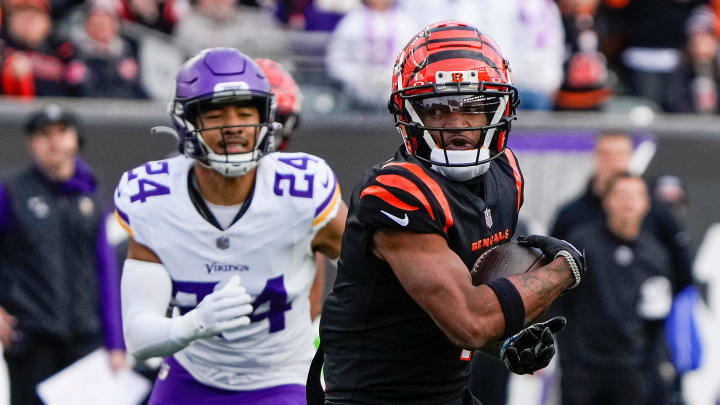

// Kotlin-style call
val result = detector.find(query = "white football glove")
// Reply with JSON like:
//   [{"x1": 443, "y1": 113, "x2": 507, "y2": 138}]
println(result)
[{"x1": 175, "y1": 276, "x2": 254, "y2": 343}]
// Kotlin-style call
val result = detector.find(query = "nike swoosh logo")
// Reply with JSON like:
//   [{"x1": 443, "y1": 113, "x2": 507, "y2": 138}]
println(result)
[{"x1": 380, "y1": 210, "x2": 409, "y2": 226}]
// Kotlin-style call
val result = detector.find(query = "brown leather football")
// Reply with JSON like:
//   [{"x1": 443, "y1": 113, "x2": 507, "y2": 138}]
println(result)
[{"x1": 470, "y1": 241, "x2": 550, "y2": 286}]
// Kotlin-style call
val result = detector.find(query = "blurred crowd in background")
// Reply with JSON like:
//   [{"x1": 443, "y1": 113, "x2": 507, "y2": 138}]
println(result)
[{"x1": 2, "y1": 0, "x2": 720, "y2": 114}]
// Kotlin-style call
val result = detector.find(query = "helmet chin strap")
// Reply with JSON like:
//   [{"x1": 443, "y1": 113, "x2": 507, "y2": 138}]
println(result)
[{"x1": 430, "y1": 148, "x2": 491, "y2": 181}]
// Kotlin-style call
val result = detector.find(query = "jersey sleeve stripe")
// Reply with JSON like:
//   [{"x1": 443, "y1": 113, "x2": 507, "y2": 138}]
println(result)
[
  {"x1": 315, "y1": 173, "x2": 339, "y2": 217},
  {"x1": 114, "y1": 209, "x2": 133, "y2": 236},
  {"x1": 376, "y1": 174, "x2": 435, "y2": 220},
  {"x1": 360, "y1": 185, "x2": 419, "y2": 212},
  {"x1": 115, "y1": 205, "x2": 130, "y2": 225},
  {"x1": 313, "y1": 184, "x2": 341, "y2": 227},
  {"x1": 503, "y1": 148, "x2": 523, "y2": 212},
  {"x1": 383, "y1": 162, "x2": 453, "y2": 232}
]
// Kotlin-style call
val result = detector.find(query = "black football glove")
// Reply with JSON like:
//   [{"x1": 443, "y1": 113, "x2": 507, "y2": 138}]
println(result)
[
  {"x1": 499, "y1": 316, "x2": 566, "y2": 375},
  {"x1": 517, "y1": 235, "x2": 586, "y2": 289}
]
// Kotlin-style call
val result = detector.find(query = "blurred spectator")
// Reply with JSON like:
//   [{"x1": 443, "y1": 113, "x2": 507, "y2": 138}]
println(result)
[
  {"x1": 65, "y1": 2, "x2": 147, "y2": 98},
  {"x1": 648, "y1": 173, "x2": 693, "y2": 405},
  {"x1": 48, "y1": 0, "x2": 85, "y2": 22},
  {"x1": 555, "y1": 172, "x2": 676, "y2": 405},
  {"x1": 554, "y1": 0, "x2": 612, "y2": 110},
  {"x1": 396, "y1": 0, "x2": 519, "y2": 48},
  {"x1": 0, "y1": 104, "x2": 125, "y2": 405},
  {"x1": 307, "y1": 0, "x2": 359, "y2": 30},
  {"x1": 396, "y1": 0, "x2": 483, "y2": 32},
  {"x1": 551, "y1": 131, "x2": 634, "y2": 242},
  {"x1": 173, "y1": 0, "x2": 287, "y2": 58},
  {"x1": 394, "y1": 0, "x2": 526, "y2": 52},
  {"x1": 118, "y1": 0, "x2": 189, "y2": 35},
  {"x1": 687, "y1": 2, "x2": 720, "y2": 113},
  {"x1": 275, "y1": 0, "x2": 359, "y2": 31},
  {"x1": 326, "y1": 0, "x2": 415, "y2": 109},
  {"x1": 602, "y1": 0, "x2": 707, "y2": 112},
  {"x1": 270, "y1": 0, "x2": 311, "y2": 29},
  {"x1": 652, "y1": 174, "x2": 689, "y2": 220},
  {"x1": 395, "y1": 0, "x2": 565, "y2": 110},
  {"x1": 511, "y1": 0, "x2": 565, "y2": 110},
  {"x1": 551, "y1": 131, "x2": 693, "y2": 289},
  {"x1": 550, "y1": 131, "x2": 694, "y2": 404},
  {"x1": 0, "y1": 0, "x2": 75, "y2": 97}
]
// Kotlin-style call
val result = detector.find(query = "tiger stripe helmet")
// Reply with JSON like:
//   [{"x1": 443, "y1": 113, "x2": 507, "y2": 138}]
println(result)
[{"x1": 389, "y1": 20, "x2": 520, "y2": 168}]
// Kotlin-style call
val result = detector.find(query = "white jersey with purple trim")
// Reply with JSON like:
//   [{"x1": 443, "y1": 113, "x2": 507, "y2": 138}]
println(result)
[{"x1": 114, "y1": 152, "x2": 341, "y2": 391}]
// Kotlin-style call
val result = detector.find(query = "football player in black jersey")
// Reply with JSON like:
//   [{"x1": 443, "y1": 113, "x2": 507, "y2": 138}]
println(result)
[{"x1": 310, "y1": 21, "x2": 586, "y2": 405}]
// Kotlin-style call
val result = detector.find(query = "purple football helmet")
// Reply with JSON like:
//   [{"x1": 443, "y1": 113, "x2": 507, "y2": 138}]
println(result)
[{"x1": 171, "y1": 47, "x2": 278, "y2": 177}]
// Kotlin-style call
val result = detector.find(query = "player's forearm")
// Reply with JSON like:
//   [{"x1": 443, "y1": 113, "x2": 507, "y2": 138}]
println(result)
[
  {"x1": 418, "y1": 263, "x2": 570, "y2": 350},
  {"x1": 424, "y1": 281, "x2": 509, "y2": 350},
  {"x1": 508, "y1": 257, "x2": 574, "y2": 324},
  {"x1": 123, "y1": 311, "x2": 190, "y2": 359},
  {"x1": 121, "y1": 259, "x2": 192, "y2": 359},
  {"x1": 309, "y1": 252, "x2": 326, "y2": 321}
]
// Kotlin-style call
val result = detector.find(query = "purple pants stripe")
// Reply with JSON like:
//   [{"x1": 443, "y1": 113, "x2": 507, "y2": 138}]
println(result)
[{"x1": 148, "y1": 357, "x2": 307, "y2": 405}]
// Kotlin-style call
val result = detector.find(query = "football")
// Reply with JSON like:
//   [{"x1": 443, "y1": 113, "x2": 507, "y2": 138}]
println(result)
[{"x1": 470, "y1": 241, "x2": 550, "y2": 286}]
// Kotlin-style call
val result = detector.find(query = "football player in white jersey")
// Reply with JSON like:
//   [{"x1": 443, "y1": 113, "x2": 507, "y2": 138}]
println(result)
[{"x1": 114, "y1": 47, "x2": 347, "y2": 405}]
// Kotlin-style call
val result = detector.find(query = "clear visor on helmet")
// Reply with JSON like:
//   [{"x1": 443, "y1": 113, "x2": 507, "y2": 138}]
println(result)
[
  {"x1": 404, "y1": 92, "x2": 510, "y2": 170},
  {"x1": 412, "y1": 94, "x2": 502, "y2": 123}
]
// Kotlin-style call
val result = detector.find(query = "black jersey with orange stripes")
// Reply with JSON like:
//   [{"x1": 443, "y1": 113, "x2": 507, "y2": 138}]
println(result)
[{"x1": 321, "y1": 145, "x2": 524, "y2": 405}]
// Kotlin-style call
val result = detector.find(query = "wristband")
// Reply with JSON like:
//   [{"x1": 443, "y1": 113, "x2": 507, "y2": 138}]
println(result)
[{"x1": 486, "y1": 278, "x2": 525, "y2": 339}]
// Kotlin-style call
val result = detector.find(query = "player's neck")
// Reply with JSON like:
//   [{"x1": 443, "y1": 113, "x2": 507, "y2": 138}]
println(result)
[{"x1": 193, "y1": 162, "x2": 256, "y2": 205}]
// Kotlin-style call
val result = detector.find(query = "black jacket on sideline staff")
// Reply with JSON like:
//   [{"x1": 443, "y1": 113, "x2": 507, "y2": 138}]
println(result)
[
  {"x1": 555, "y1": 221, "x2": 672, "y2": 369},
  {"x1": 0, "y1": 162, "x2": 123, "y2": 348},
  {"x1": 550, "y1": 179, "x2": 693, "y2": 293}
]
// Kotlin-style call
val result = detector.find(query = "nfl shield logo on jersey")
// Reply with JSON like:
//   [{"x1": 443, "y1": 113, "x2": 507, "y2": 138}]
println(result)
[
  {"x1": 484, "y1": 208, "x2": 493, "y2": 229},
  {"x1": 157, "y1": 361, "x2": 170, "y2": 380},
  {"x1": 216, "y1": 236, "x2": 230, "y2": 250}
]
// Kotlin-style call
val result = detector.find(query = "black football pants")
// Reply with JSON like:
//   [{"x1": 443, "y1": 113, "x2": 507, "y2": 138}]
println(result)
[{"x1": 561, "y1": 363, "x2": 645, "y2": 405}]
